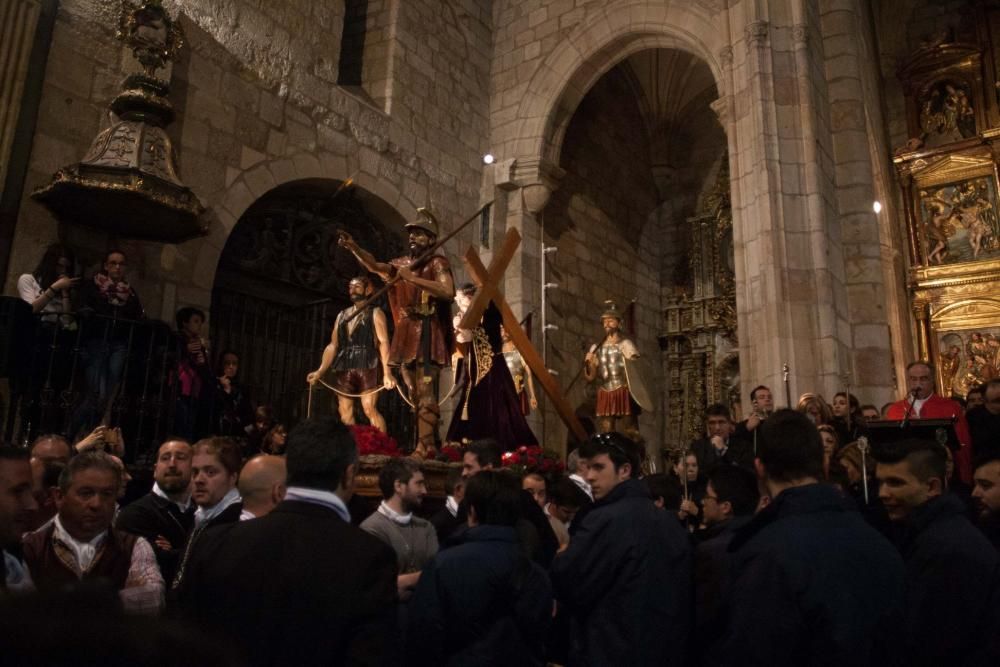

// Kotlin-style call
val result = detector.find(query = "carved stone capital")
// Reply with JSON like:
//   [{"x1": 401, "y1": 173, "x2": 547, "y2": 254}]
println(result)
[
  {"x1": 745, "y1": 21, "x2": 769, "y2": 51},
  {"x1": 494, "y1": 156, "x2": 565, "y2": 213},
  {"x1": 792, "y1": 23, "x2": 809, "y2": 46},
  {"x1": 710, "y1": 96, "x2": 731, "y2": 126},
  {"x1": 522, "y1": 184, "x2": 553, "y2": 214},
  {"x1": 718, "y1": 46, "x2": 734, "y2": 70}
]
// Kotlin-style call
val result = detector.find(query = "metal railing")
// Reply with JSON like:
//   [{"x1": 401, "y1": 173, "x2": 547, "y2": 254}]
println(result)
[
  {"x1": 209, "y1": 291, "x2": 414, "y2": 450},
  {"x1": 1, "y1": 294, "x2": 418, "y2": 462},
  {"x1": 3, "y1": 304, "x2": 178, "y2": 464}
]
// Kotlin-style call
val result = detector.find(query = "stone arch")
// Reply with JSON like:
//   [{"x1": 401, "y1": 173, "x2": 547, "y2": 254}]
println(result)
[
  {"x1": 510, "y1": 1, "x2": 728, "y2": 167},
  {"x1": 190, "y1": 150, "x2": 417, "y2": 297}
]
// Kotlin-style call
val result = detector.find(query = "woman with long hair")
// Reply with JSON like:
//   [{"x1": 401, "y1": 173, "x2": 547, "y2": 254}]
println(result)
[
  {"x1": 17, "y1": 244, "x2": 79, "y2": 319},
  {"x1": 817, "y1": 424, "x2": 840, "y2": 480},
  {"x1": 213, "y1": 350, "x2": 255, "y2": 443},
  {"x1": 831, "y1": 391, "x2": 867, "y2": 444},
  {"x1": 796, "y1": 392, "x2": 833, "y2": 426}
]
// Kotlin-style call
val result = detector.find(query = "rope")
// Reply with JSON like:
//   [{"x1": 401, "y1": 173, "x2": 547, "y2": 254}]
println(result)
[
  {"x1": 315, "y1": 377, "x2": 383, "y2": 399},
  {"x1": 306, "y1": 373, "x2": 415, "y2": 408}
]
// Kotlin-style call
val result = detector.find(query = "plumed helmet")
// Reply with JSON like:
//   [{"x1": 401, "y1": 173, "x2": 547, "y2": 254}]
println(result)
[
  {"x1": 404, "y1": 207, "x2": 439, "y2": 237},
  {"x1": 600, "y1": 300, "x2": 622, "y2": 321}
]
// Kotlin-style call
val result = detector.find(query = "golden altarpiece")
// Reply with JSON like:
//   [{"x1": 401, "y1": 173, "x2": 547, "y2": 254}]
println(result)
[
  {"x1": 660, "y1": 163, "x2": 738, "y2": 451},
  {"x1": 893, "y1": 12, "x2": 1000, "y2": 400}
]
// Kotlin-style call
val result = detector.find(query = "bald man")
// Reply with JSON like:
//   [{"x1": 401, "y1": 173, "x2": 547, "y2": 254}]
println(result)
[
  {"x1": 29, "y1": 435, "x2": 72, "y2": 465},
  {"x1": 238, "y1": 455, "x2": 287, "y2": 521}
]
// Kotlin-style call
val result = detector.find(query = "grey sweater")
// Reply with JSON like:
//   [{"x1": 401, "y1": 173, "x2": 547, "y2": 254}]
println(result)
[{"x1": 360, "y1": 510, "x2": 439, "y2": 573}]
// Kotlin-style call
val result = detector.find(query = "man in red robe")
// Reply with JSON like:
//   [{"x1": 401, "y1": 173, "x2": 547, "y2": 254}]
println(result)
[{"x1": 885, "y1": 360, "x2": 973, "y2": 483}]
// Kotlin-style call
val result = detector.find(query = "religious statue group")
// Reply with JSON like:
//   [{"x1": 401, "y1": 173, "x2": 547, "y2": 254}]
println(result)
[{"x1": 305, "y1": 208, "x2": 651, "y2": 457}]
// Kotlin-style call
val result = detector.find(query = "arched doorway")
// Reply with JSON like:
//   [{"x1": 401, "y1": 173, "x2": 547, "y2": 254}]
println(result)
[
  {"x1": 537, "y1": 46, "x2": 731, "y2": 454},
  {"x1": 210, "y1": 179, "x2": 413, "y2": 442}
]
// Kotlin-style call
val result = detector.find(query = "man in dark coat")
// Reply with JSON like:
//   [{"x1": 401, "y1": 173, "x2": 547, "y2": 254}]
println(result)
[
  {"x1": 876, "y1": 438, "x2": 1000, "y2": 665},
  {"x1": 973, "y1": 451, "x2": 1000, "y2": 550},
  {"x1": 452, "y1": 439, "x2": 559, "y2": 568},
  {"x1": 551, "y1": 432, "x2": 692, "y2": 667},
  {"x1": 429, "y1": 468, "x2": 464, "y2": 546},
  {"x1": 708, "y1": 410, "x2": 905, "y2": 666},
  {"x1": 170, "y1": 437, "x2": 243, "y2": 593},
  {"x1": 178, "y1": 418, "x2": 397, "y2": 667},
  {"x1": 690, "y1": 403, "x2": 754, "y2": 473},
  {"x1": 968, "y1": 378, "x2": 1000, "y2": 459},
  {"x1": 692, "y1": 464, "x2": 759, "y2": 658},
  {"x1": 115, "y1": 439, "x2": 194, "y2": 584},
  {"x1": 406, "y1": 470, "x2": 552, "y2": 666}
]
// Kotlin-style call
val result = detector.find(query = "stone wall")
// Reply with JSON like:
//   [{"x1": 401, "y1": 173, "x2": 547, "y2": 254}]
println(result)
[
  {"x1": 5, "y1": 0, "x2": 492, "y2": 328},
  {"x1": 3, "y1": 0, "x2": 918, "y2": 451},
  {"x1": 486, "y1": 0, "x2": 911, "y2": 450}
]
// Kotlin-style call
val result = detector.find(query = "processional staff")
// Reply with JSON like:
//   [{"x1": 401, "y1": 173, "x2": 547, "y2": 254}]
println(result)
[
  {"x1": 782, "y1": 363, "x2": 792, "y2": 408},
  {"x1": 857, "y1": 436, "x2": 871, "y2": 504}
]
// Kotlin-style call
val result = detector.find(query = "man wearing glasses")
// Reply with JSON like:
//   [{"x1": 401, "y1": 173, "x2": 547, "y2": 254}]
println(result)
[{"x1": 693, "y1": 465, "x2": 759, "y2": 659}]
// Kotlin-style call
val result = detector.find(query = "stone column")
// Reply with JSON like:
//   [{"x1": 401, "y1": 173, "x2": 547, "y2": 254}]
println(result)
[
  {"x1": 724, "y1": 7, "x2": 839, "y2": 406},
  {"x1": 0, "y1": 0, "x2": 41, "y2": 188},
  {"x1": 494, "y1": 155, "x2": 565, "y2": 451}
]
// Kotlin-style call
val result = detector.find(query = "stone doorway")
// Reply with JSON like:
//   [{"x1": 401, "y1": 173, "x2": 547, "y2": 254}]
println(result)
[
  {"x1": 210, "y1": 179, "x2": 414, "y2": 443},
  {"x1": 537, "y1": 46, "x2": 731, "y2": 455}
]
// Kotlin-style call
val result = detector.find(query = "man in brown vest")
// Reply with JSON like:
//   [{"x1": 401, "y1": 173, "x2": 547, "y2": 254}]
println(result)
[{"x1": 22, "y1": 452, "x2": 164, "y2": 613}]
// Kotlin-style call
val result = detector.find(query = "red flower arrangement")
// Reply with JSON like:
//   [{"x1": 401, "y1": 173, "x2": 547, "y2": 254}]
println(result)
[
  {"x1": 501, "y1": 445, "x2": 565, "y2": 475},
  {"x1": 437, "y1": 444, "x2": 463, "y2": 463},
  {"x1": 349, "y1": 424, "x2": 401, "y2": 457}
]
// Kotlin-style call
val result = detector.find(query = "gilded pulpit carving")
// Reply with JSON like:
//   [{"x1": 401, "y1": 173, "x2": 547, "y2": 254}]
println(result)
[
  {"x1": 893, "y1": 12, "x2": 1000, "y2": 399},
  {"x1": 660, "y1": 161, "x2": 737, "y2": 452}
]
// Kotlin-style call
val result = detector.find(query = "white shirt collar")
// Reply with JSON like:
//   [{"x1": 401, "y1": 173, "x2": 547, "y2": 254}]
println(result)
[
  {"x1": 194, "y1": 487, "x2": 241, "y2": 527},
  {"x1": 283, "y1": 486, "x2": 351, "y2": 523},
  {"x1": 53, "y1": 515, "x2": 107, "y2": 572},
  {"x1": 152, "y1": 482, "x2": 191, "y2": 512},
  {"x1": 445, "y1": 495, "x2": 459, "y2": 517},
  {"x1": 377, "y1": 500, "x2": 412, "y2": 525},
  {"x1": 911, "y1": 393, "x2": 933, "y2": 416},
  {"x1": 569, "y1": 473, "x2": 594, "y2": 500},
  {"x1": 239, "y1": 509, "x2": 257, "y2": 522}
]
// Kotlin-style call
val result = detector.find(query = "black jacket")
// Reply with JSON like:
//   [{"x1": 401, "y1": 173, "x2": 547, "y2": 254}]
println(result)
[
  {"x1": 178, "y1": 499, "x2": 398, "y2": 667},
  {"x1": 896, "y1": 493, "x2": 1000, "y2": 666},
  {"x1": 709, "y1": 484, "x2": 905, "y2": 666},
  {"x1": 429, "y1": 506, "x2": 461, "y2": 547},
  {"x1": 170, "y1": 501, "x2": 243, "y2": 595},
  {"x1": 406, "y1": 525, "x2": 552, "y2": 666},
  {"x1": 551, "y1": 478, "x2": 692, "y2": 667},
  {"x1": 447, "y1": 490, "x2": 558, "y2": 569},
  {"x1": 690, "y1": 437, "x2": 754, "y2": 473},
  {"x1": 693, "y1": 516, "x2": 751, "y2": 657},
  {"x1": 967, "y1": 405, "x2": 1000, "y2": 459},
  {"x1": 115, "y1": 492, "x2": 194, "y2": 584}
]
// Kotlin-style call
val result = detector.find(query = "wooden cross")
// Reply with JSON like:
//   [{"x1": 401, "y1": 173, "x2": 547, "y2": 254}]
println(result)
[{"x1": 458, "y1": 228, "x2": 588, "y2": 442}]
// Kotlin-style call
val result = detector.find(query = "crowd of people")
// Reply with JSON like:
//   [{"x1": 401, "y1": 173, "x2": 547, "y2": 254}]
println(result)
[
  {"x1": 2, "y1": 244, "x2": 1000, "y2": 665},
  {"x1": 13, "y1": 243, "x2": 288, "y2": 455},
  {"x1": 0, "y1": 358, "x2": 998, "y2": 665}
]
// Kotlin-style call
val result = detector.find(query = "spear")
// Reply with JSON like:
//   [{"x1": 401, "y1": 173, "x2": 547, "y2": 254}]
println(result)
[{"x1": 340, "y1": 201, "x2": 494, "y2": 323}]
